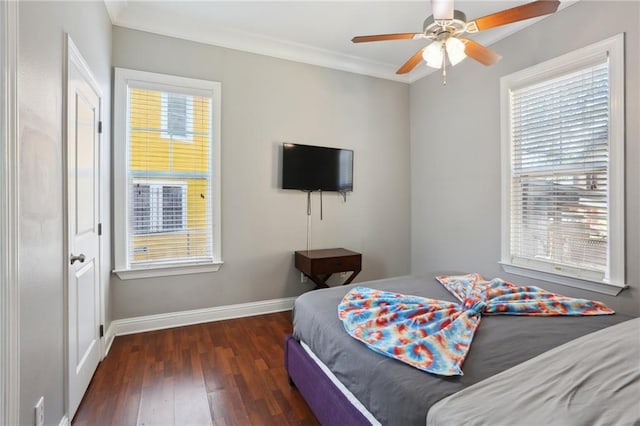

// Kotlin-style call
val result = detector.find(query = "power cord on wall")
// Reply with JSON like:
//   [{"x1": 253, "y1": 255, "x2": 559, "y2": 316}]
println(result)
[{"x1": 306, "y1": 191, "x2": 312, "y2": 252}]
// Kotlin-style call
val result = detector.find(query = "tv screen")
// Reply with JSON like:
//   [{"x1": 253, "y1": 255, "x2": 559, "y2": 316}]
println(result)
[{"x1": 282, "y1": 143, "x2": 353, "y2": 192}]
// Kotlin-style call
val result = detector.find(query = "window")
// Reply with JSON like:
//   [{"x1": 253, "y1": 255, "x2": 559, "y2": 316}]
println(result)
[
  {"x1": 114, "y1": 68, "x2": 222, "y2": 279},
  {"x1": 161, "y1": 92, "x2": 193, "y2": 141},
  {"x1": 131, "y1": 182, "x2": 187, "y2": 235},
  {"x1": 500, "y1": 35, "x2": 625, "y2": 295}
]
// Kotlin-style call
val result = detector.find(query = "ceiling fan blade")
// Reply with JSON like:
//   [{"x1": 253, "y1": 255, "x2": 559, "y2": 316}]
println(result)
[
  {"x1": 352, "y1": 33, "x2": 420, "y2": 43},
  {"x1": 467, "y1": 0, "x2": 560, "y2": 32},
  {"x1": 461, "y1": 38, "x2": 502, "y2": 66},
  {"x1": 432, "y1": 0, "x2": 454, "y2": 20},
  {"x1": 396, "y1": 48, "x2": 426, "y2": 74}
]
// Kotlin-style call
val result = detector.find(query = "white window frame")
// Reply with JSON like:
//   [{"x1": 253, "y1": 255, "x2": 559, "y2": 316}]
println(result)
[
  {"x1": 500, "y1": 34, "x2": 625, "y2": 296},
  {"x1": 131, "y1": 180, "x2": 187, "y2": 235},
  {"x1": 160, "y1": 92, "x2": 194, "y2": 142},
  {"x1": 114, "y1": 68, "x2": 222, "y2": 279}
]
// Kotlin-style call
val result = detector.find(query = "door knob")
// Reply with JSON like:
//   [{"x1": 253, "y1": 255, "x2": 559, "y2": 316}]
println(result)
[{"x1": 70, "y1": 253, "x2": 86, "y2": 265}]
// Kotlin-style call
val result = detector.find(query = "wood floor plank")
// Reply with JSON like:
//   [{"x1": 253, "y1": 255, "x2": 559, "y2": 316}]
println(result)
[
  {"x1": 73, "y1": 311, "x2": 319, "y2": 426},
  {"x1": 208, "y1": 389, "x2": 251, "y2": 424},
  {"x1": 174, "y1": 373, "x2": 213, "y2": 425},
  {"x1": 137, "y1": 366, "x2": 175, "y2": 425}
]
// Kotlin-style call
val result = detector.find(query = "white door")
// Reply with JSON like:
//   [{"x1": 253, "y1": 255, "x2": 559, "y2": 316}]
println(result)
[{"x1": 66, "y1": 37, "x2": 102, "y2": 418}]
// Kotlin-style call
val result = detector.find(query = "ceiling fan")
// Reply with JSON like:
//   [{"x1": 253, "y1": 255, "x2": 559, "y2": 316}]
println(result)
[{"x1": 352, "y1": 0, "x2": 561, "y2": 78}]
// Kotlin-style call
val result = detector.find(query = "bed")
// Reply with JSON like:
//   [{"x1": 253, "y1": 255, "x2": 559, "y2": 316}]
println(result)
[{"x1": 285, "y1": 275, "x2": 638, "y2": 425}]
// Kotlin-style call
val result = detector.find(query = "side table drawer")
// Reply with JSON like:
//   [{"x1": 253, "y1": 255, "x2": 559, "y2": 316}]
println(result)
[{"x1": 311, "y1": 255, "x2": 361, "y2": 274}]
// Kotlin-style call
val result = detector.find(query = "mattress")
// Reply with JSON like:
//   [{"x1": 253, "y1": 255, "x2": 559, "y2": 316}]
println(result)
[
  {"x1": 292, "y1": 275, "x2": 631, "y2": 425},
  {"x1": 427, "y1": 317, "x2": 640, "y2": 425}
]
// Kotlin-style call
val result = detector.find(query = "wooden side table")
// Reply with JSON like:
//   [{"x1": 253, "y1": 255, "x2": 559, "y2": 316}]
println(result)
[{"x1": 294, "y1": 248, "x2": 362, "y2": 289}]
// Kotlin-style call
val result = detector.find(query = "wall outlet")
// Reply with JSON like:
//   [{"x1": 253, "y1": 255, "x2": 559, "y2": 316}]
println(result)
[
  {"x1": 300, "y1": 272, "x2": 308, "y2": 283},
  {"x1": 34, "y1": 397, "x2": 44, "y2": 426}
]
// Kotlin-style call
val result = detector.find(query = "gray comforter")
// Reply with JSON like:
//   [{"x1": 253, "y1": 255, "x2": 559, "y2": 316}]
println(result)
[
  {"x1": 292, "y1": 275, "x2": 632, "y2": 425},
  {"x1": 427, "y1": 317, "x2": 640, "y2": 426}
]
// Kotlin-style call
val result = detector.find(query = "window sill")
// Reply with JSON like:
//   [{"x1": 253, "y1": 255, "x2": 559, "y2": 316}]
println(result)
[
  {"x1": 113, "y1": 261, "x2": 224, "y2": 280},
  {"x1": 499, "y1": 262, "x2": 627, "y2": 296}
]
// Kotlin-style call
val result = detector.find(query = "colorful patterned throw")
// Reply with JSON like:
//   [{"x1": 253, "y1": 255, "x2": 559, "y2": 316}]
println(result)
[{"x1": 337, "y1": 273, "x2": 614, "y2": 376}]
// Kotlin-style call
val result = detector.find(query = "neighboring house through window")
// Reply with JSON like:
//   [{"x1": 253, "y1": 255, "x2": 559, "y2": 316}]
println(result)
[
  {"x1": 161, "y1": 92, "x2": 193, "y2": 141},
  {"x1": 131, "y1": 181, "x2": 187, "y2": 235},
  {"x1": 114, "y1": 68, "x2": 222, "y2": 279},
  {"x1": 500, "y1": 34, "x2": 625, "y2": 295}
]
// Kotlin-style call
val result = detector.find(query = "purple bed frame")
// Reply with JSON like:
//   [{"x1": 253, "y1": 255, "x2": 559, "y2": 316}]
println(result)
[{"x1": 285, "y1": 335, "x2": 371, "y2": 425}]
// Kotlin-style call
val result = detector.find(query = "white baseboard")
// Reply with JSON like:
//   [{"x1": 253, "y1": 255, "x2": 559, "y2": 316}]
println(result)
[
  {"x1": 104, "y1": 296, "x2": 296, "y2": 353},
  {"x1": 102, "y1": 327, "x2": 116, "y2": 358},
  {"x1": 59, "y1": 415, "x2": 70, "y2": 426}
]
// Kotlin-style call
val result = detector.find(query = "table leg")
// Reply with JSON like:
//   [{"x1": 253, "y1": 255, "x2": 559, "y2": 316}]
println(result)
[
  {"x1": 306, "y1": 274, "x2": 329, "y2": 289},
  {"x1": 342, "y1": 269, "x2": 361, "y2": 285}
]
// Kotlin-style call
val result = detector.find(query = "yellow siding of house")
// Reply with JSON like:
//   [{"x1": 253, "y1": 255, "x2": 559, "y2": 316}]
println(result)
[
  {"x1": 131, "y1": 228, "x2": 210, "y2": 262},
  {"x1": 129, "y1": 88, "x2": 211, "y2": 263},
  {"x1": 129, "y1": 89, "x2": 209, "y2": 173}
]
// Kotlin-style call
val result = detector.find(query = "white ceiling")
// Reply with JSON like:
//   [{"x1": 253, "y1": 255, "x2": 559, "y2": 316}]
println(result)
[{"x1": 105, "y1": 0, "x2": 576, "y2": 83}]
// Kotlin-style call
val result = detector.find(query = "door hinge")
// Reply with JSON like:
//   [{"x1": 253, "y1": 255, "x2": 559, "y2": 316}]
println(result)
[
  {"x1": 99, "y1": 324, "x2": 104, "y2": 338},
  {"x1": 98, "y1": 223, "x2": 102, "y2": 236},
  {"x1": 98, "y1": 121, "x2": 102, "y2": 134}
]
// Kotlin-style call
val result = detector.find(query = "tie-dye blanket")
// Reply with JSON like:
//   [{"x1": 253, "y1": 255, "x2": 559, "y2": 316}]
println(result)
[{"x1": 337, "y1": 273, "x2": 614, "y2": 376}]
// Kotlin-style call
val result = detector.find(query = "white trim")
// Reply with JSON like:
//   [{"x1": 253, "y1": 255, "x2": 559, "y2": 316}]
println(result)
[
  {"x1": 606, "y1": 34, "x2": 626, "y2": 288},
  {"x1": 103, "y1": 0, "x2": 127, "y2": 23},
  {"x1": 58, "y1": 415, "x2": 70, "y2": 426},
  {"x1": 500, "y1": 263, "x2": 626, "y2": 296},
  {"x1": 111, "y1": 17, "x2": 410, "y2": 83},
  {"x1": 103, "y1": 323, "x2": 116, "y2": 358},
  {"x1": 114, "y1": 68, "x2": 223, "y2": 277},
  {"x1": 0, "y1": 1, "x2": 20, "y2": 424},
  {"x1": 106, "y1": 296, "x2": 296, "y2": 341},
  {"x1": 114, "y1": 260, "x2": 223, "y2": 280},
  {"x1": 500, "y1": 34, "x2": 626, "y2": 294},
  {"x1": 104, "y1": 1, "x2": 577, "y2": 84},
  {"x1": 66, "y1": 37, "x2": 103, "y2": 99},
  {"x1": 103, "y1": 1, "x2": 580, "y2": 84}
]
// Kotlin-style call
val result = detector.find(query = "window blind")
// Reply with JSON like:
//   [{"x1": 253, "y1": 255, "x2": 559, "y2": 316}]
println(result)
[
  {"x1": 509, "y1": 60, "x2": 610, "y2": 275},
  {"x1": 127, "y1": 86, "x2": 212, "y2": 266}
]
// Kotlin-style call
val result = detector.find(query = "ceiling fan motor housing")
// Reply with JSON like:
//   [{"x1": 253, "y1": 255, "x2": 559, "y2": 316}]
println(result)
[{"x1": 423, "y1": 9, "x2": 467, "y2": 39}]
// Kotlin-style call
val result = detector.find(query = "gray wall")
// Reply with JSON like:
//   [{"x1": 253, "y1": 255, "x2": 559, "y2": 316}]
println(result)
[
  {"x1": 17, "y1": 3, "x2": 636, "y2": 423},
  {"x1": 18, "y1": 2, "x2": 112, "y2": 424},
  {"x1": 410, "y1": 1, "x2": 640, "y2": 316},
  {"x1": 111, "y1": 27, "x2": 411, "y2": 319}
]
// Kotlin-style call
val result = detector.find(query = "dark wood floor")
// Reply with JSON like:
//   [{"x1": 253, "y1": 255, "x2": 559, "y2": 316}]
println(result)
[{"x1": 73, "y1": 311, "x2": 319, "y2": 426}]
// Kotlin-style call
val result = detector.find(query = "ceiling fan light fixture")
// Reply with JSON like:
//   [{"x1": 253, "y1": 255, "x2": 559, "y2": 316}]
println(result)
[
  {"x1": 445, "y1": 37, "x2": 466, "y2": 66},
  {"x1": 422, "y1": 41, "x2": 444, "y2": 68}
]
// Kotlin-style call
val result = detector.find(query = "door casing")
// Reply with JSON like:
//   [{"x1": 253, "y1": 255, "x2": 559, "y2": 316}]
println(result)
[{"x1": 0, "y1": 1, "x2": 20, "y2": 425}]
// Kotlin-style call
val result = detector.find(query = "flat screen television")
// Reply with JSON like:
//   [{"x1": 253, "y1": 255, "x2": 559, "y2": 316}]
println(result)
[{"x1": 282, "y1": 143, "x2": 353, "y2": 192}]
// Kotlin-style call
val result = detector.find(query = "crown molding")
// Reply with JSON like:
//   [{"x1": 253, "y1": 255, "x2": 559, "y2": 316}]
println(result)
[
  {"x1": 113, "y1": 17, "x2": 413, "y2": 83},
  {"x1": 104, "y1": 0, "x2": 127, "y2": 24},
  {"x1": 104, "y1": 0, "x2": 579, "y2": 85}
]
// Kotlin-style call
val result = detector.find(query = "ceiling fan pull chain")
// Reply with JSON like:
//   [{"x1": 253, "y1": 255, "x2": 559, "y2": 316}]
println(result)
[{"x1": 441, "y1": 43, "x2": 447, "y2": 85}]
